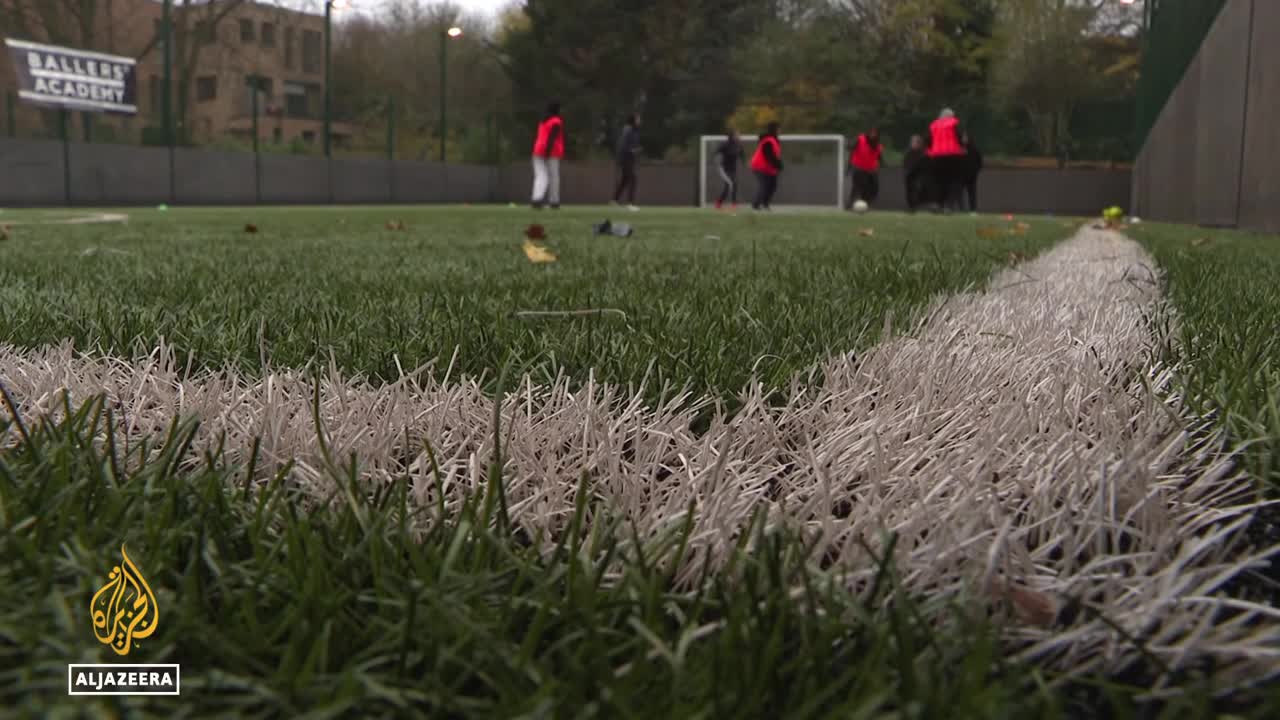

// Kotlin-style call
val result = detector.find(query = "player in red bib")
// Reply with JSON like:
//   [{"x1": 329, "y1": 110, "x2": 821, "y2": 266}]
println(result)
[
  {"x1": 531, "y1": 102, "x2": 564, "y2": 209},
  {"x1": 749, "y1": 122, "x2": 783, "y2": 211},
  {"x1": 847, "y1": 127, "x2": 883, "y2": 210},
  {"x1": 925, "y1": 108, "x2": 966, "y2": 213}
]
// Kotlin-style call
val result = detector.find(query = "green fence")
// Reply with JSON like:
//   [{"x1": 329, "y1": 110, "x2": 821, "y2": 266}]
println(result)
[{"x1": 1134, "y1": 0, "x2": 1230, "y2": 148}]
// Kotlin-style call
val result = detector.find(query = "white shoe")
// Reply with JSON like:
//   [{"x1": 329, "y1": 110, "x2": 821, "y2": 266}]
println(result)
[{"x1": 627, "y1": 204, "x2": 639, "y2": 212}]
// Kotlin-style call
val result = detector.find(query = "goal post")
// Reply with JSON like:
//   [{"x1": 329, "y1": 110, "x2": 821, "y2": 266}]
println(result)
[{"x1": 698, "y1": 134, "x2": 846, "y2": 210}]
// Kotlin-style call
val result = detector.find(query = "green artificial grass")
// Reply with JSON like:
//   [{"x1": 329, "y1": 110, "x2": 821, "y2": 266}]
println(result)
[
  {"x1": 5, "y1": 207, "x2": 1278, "y2": 717},
  {"x1": 0, "y1": 205, "x2": 1060, "y2": 403},
  {"x1": 1129, "y1": 221, "x2": 1280, "y2": 488},
  {"x1": 3, "y1": 397, "x2": 1262, "y2": 719}
]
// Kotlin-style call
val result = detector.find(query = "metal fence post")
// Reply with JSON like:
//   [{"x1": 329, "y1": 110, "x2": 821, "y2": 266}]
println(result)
[
  {"x1": 60, "y1": 109, "x2": 71, "y2": 206},
  {"x1": 387, "y1": 96, "x2": 396, "y2": 203},
  {"x1": 252, "y1": 81, "x2": 262, "y2": 204},
  {"x1": 162, "y1": 0, "x2": 175, "y2": 204}
]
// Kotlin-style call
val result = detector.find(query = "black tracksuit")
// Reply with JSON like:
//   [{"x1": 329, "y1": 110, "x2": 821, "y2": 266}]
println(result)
[
  {"x1": 715, "y1": 138, "x2": 743, "y2": 204},
  {"x1": 903, "y1": 148, "x2": 927, "y2": 212},
  {"x1": 961, "y1": 141, "x2": 983, "y2": 212},
  {"x1": 614, "y1": 123, "x2": 640, "y2": 203}
]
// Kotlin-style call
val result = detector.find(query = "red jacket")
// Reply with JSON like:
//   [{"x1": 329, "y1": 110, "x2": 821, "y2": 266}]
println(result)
[
  {"x1": 850, "y1": 134, "x2": 883, "y2": 172},
  {"x1": 927, "y1": 116, "x2": 964, "y2": 158},
  {"x1": 750, "y1": 135, "x2": 781, "y2": 175},
  {"x1": 533, "y1": 115, "x2": 565, "y2": 158}
]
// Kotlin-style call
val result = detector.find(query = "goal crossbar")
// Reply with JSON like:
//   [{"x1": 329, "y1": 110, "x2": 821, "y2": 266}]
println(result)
[{"x1": 698, "y1": 134, "x2": 846, "y2": 209}]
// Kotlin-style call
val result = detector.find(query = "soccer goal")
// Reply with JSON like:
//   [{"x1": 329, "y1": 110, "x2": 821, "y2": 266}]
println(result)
[{"x1": 698, "y1": 134, "x2": 846, "y2": 210}]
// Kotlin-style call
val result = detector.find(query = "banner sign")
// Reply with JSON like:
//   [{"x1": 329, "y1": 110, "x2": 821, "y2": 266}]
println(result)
[{"x1": 4, "y1": 38, "x2": 137, "y2": 115}]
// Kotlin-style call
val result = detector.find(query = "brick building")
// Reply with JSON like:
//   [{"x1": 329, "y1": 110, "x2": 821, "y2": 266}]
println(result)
[{"x1": 0, "y1": 0, "x2": 353, "y2": 147}]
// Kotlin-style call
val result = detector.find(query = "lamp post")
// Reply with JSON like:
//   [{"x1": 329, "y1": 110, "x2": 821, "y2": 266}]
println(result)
[
  {"x1": 324, "y1": 0, "x2": 349, "y2": 158},
  {"x1": 440, "y1": 26, "x2": 462, "y2": 163}
]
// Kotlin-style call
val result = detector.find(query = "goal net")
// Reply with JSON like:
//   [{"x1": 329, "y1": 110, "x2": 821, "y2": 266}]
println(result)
[{"x1": 698, "y1": 134, "x2": 846, "y2": 210}]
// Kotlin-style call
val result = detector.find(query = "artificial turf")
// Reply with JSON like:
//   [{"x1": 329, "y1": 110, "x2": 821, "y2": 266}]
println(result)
[
  {"x1": 1128, "y1": 220, "x2": 1280, "y2": 489},
  {"x1": 3, "y1": 206, "x2": 1278, "y2": 718},
  {"x1": 0, "y1": 205, "x2": 1059, "y2": 401}
]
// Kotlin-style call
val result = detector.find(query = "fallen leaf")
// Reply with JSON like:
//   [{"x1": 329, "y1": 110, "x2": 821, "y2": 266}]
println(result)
[
  {"x1": 858, "y1": 228, "x2": 875, "y2": 237},
  {"x1": 990, "y1": 580, "x2": 1057, "y2": 627},
  {"x1": 524, "y1": 223, "x2": 547, "y2": 240},
  {"x1": 1190, "y1": 237, "x2": 1211, "y2": 247},
  {"x1": 385, "y1": 220, "x2": 407, "y2": 231},
  {"x1": 0, "y1": 224, "x2": 9, "y2": 241},
  {"x1": 1007, "y1": 250, "x2": 1028, "y2": 265},
  {"x1": 522, "y1": 239, "x2": 557, "y2": 264},
  {"x1": 244, "y1": 223, "x2": 258, "y2": 233}
]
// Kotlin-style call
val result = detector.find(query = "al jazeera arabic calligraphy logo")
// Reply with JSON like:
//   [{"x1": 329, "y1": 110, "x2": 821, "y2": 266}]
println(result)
[{"x1": 91, "y1": 545, "x2": 158, "y2": 656}]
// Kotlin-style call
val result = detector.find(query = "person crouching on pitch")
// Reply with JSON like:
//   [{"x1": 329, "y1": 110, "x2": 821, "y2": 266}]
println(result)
[
  {"x1": 847, "y1": 127, "x2": 883, "y2": 210},
  {"x1": 531, "y1": 101, "x2": 564, "y2": 209},
  {"x1": 714, "y1": 129, "x2": 744, "y2": 210},
  {"x1": 750, "y1": 122, "x2": 783, "y2": 211}
]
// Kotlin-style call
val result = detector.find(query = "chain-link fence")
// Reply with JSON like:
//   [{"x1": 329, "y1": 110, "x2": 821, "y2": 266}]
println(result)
[{"x1": 1134, "y1": 0, "x2": 1230, "y2": 149}]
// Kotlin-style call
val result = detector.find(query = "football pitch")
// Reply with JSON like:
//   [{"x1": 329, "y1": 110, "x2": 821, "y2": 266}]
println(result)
[{"x1": 1, "y1": 205, "x2": 1278, "y2": 717}]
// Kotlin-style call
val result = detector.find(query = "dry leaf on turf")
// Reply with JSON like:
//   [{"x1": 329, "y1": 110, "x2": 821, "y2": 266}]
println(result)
[
  {"x1": 522, "y1": 239, "x2": 557, "y2": 264},
  {"x1": 858, "y1": 228, "x2": 875, "y2": 237},
  {"x1": 1191, "y1": 237, "x2": 1212, "y2": 247},
  {"x1": 385, "y1": 220, "x2": 407, "y2": 231},
  {"x1": 524, "y1": 224, "x2": 547, "y2": 240},
  {"x1": 990, "y1": 580, "x2": 1058, "y2": 627},
  {"x1": 244, "y1": 223, "x2": 258, "y2": 234},
  {"x1": 0, "y1": 225, "x2": 9, "y2": 241}
]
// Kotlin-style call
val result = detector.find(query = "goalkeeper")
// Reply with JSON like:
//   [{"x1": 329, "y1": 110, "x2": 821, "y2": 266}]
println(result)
[{"x1": 713, "y1": 130, "x2": 744, "y2": 209}]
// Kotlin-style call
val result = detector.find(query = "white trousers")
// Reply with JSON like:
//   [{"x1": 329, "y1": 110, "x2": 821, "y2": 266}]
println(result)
[{"x1": 531, "y1": 156, "x2": 561, "y2": 205}]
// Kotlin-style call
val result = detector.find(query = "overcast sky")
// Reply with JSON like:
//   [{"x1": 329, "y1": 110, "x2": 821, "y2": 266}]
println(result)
[{"x1": 354, "y1": 0, "x2": 514, "y2": 19}]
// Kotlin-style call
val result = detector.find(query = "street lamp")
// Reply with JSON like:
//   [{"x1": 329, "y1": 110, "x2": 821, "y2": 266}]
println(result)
[
  {"x1": 323, "y1": 0, "x2": 350, "y2": 158},
  {"x1": 440, "y1": 26, "x2": 462, "y2": 163}
]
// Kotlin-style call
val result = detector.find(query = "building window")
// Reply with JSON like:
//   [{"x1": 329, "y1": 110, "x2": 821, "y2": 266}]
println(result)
[
  {"x1": 261, "y1": 22, "x2": 276, "y2": 48},
  {"x1": 197, "y1": 20, "x2": 217, "y2": 45},
  {"x1": 302, "y1": 30, "x2": 321, "y2": 74},
  {"x1": 284, "y1": 81, "x2": 311, "y2": 118},
  {"x1": 245, "y1": 75, "x2": 274, "y2": 114},
  {"x1": 239, "y1": 18, "x2": 254, "y2": 43},
  {"x1": 284, "y1": 28, "x2": 295, "y2": 69},
  {"x1": 196, "y1": 76, "x2": 217, "y2": 102}
]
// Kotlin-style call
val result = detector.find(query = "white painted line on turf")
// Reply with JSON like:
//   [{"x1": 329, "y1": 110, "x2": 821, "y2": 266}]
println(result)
[
  {"x1": 1, "y1": 226, "x2": 1277, "y2": 691},
  {"x1": 2, "y1": 212, "x2": 129, "y2": 226}
]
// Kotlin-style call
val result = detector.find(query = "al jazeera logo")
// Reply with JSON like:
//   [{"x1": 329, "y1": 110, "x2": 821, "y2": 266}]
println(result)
[{"x1": 67, "y1": 545, "x2": 180, "y2": 696}]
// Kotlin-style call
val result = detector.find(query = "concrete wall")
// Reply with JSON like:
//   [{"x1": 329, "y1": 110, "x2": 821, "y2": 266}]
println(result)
[
  {"x1": 1134, "y1": 0, "x2": 1278, "y2": 233},
  {"x1": 1237, "y1": 0, "x2": 1280, "y2": 233},
  {"x1": 0, "y1": 137, "x2": 1127, "y2": 215}
]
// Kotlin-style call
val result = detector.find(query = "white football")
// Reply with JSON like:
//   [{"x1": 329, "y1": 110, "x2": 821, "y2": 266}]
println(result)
[{"x1": 853, "y1": 200, "x2": 869, "y2": 213}]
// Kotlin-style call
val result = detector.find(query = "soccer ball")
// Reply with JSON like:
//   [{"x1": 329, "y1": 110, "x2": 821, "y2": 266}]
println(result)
[{"x1": 853, "y1": 200, "x2": 869, "y2": 214}]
